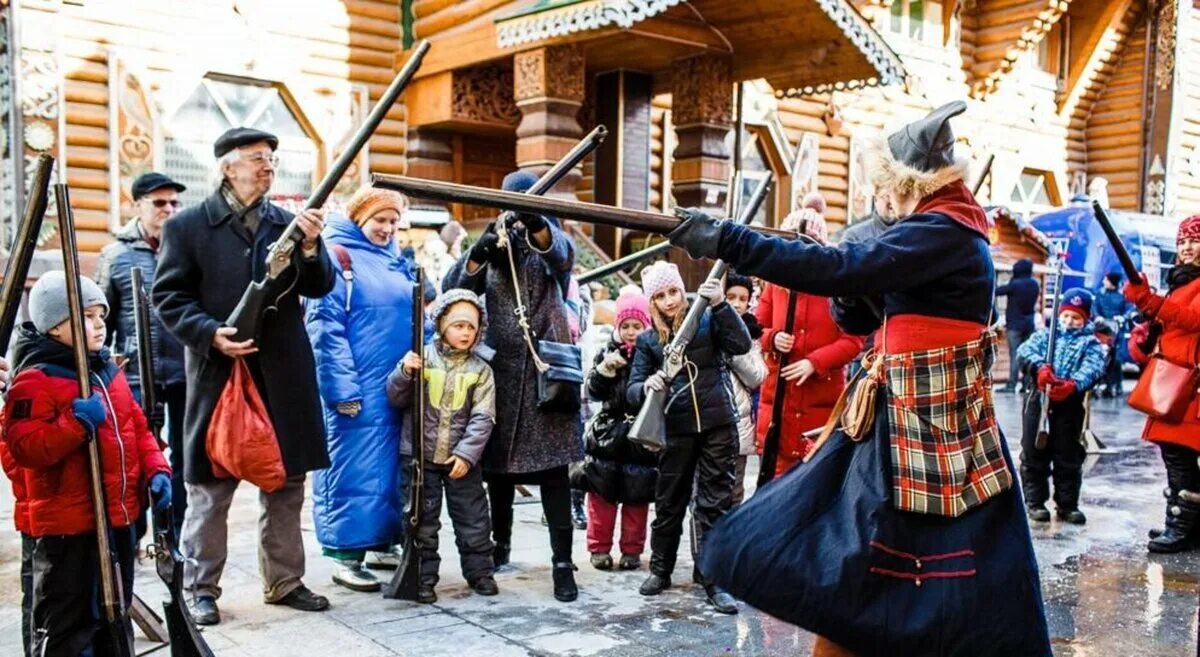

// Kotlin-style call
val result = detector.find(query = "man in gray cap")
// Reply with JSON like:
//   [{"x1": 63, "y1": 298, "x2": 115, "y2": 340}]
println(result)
[
  {"x1": 97, "y1": 171, "x2": 189, "y2": 538},
  {"x1": 153, "y1": 127, "x2": 335, "y2": 624}
]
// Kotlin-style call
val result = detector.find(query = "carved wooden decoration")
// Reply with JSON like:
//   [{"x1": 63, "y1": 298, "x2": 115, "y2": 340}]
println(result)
[
  {"x1": 19, "y1": 8, "x2": 59, "y2": 244},
  {"x1": 453, "y1": 65, "x2": 519, "y2": 125},
  {"x1": 792, "y1": 132, "x2": 821, "y2": 206},
  {"x1": 513, "y1": 45, "x2": 585, "y2": 103},
  {"x1": 110, "y1": 56, "x2": 157, "y2": 230},
  {"x1": 331, "y1": 85, "x2": 369, "y2": 198},
  {"x1": 671, "y1": 55, "x2": 732, "y2": 126},
  {"x1": 847, "y1": 134, "x2": 874, "y2": 222},
  {"x1": 1155, "y1": 0, "x2": 1177, "y2": 91}
]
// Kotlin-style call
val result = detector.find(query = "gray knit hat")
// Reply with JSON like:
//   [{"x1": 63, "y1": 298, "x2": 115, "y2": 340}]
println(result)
[{"x1": 28, "y1": 270, "x2": 109, "y2": 333}]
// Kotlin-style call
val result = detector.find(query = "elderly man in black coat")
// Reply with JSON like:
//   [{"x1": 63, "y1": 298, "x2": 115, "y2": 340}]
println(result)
[{"x1": 153, "y1": 127, "x2": 336, "y2": 625}]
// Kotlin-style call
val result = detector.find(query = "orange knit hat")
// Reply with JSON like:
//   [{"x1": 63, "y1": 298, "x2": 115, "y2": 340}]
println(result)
[{"x1": 345, "y1": 187, "x2": 408, "y2": 227}]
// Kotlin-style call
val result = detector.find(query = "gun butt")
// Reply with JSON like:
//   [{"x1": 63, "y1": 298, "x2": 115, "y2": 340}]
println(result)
[
  {"x1": 629, "y1": 389, "x2": 667, "y2": 451},
  {"x1": 225, "y1": 280, "x2": 269, "y2": 342}
]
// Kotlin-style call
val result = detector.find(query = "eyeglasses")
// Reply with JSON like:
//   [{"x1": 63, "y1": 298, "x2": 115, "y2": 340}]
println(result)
[
  {"x1": 242, "y1": 152, "x2": 280, "y2": 168},
  {"x1": 147, "y1": 199, "x2": 182, "y2": 209}
]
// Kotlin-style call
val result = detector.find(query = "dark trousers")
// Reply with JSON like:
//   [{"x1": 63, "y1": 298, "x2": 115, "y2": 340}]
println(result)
[
  {"x1": 1103, "y1": 351, "x2": 1123, "y2": 394},
  {"x1": 129, "y1": 382, "x2": 188, "y2": 539},
  {"x1": 417, "y1": 465, "x2": 494, "y2": 586},
  {"x1": 1006, "y1": 326, "x2": 1034, "y2": 388},
  {"x1": 21, "y1": 533, "x2": 33, "y2": 657},
  {"x1": 1020, "y1": 393, "x2": 1087, "y2": 510},
  {"x1": 486, "y1": 466, "x2": 573, "y2": 563},
  {"x1": 1161, "y1": 442, "x2": 1200, "y2": 493},
  {"x1": 650, "y1": 425, "x2": 736, "y2": 582},
  {"x1": 32, "y1": 526, "x2": 137, "y2": 657}
]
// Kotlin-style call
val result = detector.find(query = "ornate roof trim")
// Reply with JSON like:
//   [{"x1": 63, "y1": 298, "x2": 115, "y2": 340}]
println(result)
[
  {"x1": 496, "y1": 0, "x2": 686, "y2": 49},
  {"x1": 773, "y1": 0, "x2": 904, "y2": 98}
]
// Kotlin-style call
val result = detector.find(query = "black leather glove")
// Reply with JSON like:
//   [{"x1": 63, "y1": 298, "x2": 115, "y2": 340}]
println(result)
[
  {"x1": 669, "y1": 207, "x2": 723, "y2": 260},
  {"x1": 469, "y1": 223, "x2": 502, "y2": 265},
  {"x1": 516, "y1": 212, "x2": 548, "y2": 234}
]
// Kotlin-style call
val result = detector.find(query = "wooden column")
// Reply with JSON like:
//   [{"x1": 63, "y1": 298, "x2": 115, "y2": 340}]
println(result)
[
  {"x1": 669, "y1": 55, "x2": 732, "y2": 287},
  {"x1": 513, "y1": 44, "x2": 586, "y2": 197},
  {"x1": 592, "y1": 70, "x2": 653, "y2": 258},
  {"x1": 406, "y1": 127, "x2": 455, "y2": 213}
]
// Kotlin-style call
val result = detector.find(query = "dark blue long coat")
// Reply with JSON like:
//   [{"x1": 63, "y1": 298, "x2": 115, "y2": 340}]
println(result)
[
  {"x1": 153, "y1": 191, "x2": 336, "y2": 483},
  {"x1": 696, "y1": 209, "x2": 1052, "y2": 657}
]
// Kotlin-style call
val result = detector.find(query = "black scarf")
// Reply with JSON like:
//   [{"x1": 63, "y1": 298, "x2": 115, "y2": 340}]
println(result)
[
  {"x1": 741, "y1": 312, "x2": 764, "y2": 340},
  {"x1": 1168, "y1": 263, "x2": 1200, "y2": 292}
]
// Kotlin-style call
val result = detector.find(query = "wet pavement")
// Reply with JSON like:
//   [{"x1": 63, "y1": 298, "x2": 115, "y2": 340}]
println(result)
[{"x1": 0, "y1": 390, "x2": 1197, "y2": 656}]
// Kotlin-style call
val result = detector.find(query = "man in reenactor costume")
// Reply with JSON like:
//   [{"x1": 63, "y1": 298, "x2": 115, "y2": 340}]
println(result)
[
  {"x1": 153, "y1": 127, "x2": 336, "y2": 625},
  {"x1": 667, "y1": 102, "x2": 1052, "y2": 657}
]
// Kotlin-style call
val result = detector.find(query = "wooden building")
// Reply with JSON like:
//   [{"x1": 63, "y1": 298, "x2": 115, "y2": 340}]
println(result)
[{"x1": 3, "y1": 0, "x2": 1200, "y2": 274}]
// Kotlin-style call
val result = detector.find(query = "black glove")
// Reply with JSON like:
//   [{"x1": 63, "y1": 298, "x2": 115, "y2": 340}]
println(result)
[
  {"x1": 469, "y1": 223, "x2": 502, "y2": 265},
  {"x1": 669, "y1": 207, "x2": 723, "y2": 260},
  {"x1": 149, "y1": 401, "x2": 166, "y2": 429},
  {"x1": 516, "y1": 212, "x2": 548, "y2": 234}
]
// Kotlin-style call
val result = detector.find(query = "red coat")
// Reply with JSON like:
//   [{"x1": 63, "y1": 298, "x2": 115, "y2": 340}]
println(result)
[
  {"x1": 1137, "y1": 276, "x2": 1200, "y2": 451},
  {"x1": 754, "y1": 283, "x2": 864, "y2": 462},
  {"x1": 3, "y1": 348, "x2": 169, "y2": 537},
  {"x1": 0, "y1": 430, "x2": 31, "y2": 535}
]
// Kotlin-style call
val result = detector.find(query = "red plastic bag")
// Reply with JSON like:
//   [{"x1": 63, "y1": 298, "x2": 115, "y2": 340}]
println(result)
[{"x1": 206, "y1": 358, "x2": 287, "y2": 492}]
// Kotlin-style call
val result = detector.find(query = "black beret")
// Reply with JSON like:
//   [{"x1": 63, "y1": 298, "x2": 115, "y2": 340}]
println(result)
[
  {"x1": 213, "y1": 127, "x2": 279, "y2": 158},
  {"x1": 131, "y1": 172, "x2": 186, "y2": 200}
]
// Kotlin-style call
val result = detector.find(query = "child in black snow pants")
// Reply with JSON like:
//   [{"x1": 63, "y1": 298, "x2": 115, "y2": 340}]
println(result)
[
  {"x1": 1017, "y1": 288, "x2": 1107, "y2": 525},
  {"x1": 627, "y1": 262, "x2": 751, "y2": 614},
  {"x1": 388, "y1": 289, "x2": 498, "y2": 603}
]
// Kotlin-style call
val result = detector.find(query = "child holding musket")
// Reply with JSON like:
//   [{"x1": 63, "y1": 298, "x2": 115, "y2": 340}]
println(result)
[
  {"x1": 387, "y1": 289, "x2": 498, "y2": 604},
  {"x1": 1017, "y1": 288, "x2": 1107, "y2": 525},
  {"x1": 3, "y1": 271, "x2": 170, "y2": 656}
]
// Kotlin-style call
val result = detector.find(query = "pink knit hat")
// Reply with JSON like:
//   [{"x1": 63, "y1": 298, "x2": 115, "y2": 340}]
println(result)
[
  {"x1": 640, "y1": 261, "x2": 685, "y2": 300},
  {"x1": 614, "y1": 289, "x2": 651, "y2": 328}
]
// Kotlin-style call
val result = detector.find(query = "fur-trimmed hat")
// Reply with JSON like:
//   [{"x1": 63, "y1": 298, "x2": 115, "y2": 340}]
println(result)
[{"x1": 867, "y1": 101, "x2": 969, "y2": 199}]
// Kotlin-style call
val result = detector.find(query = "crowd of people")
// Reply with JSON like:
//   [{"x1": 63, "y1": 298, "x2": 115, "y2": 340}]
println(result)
[{"x1": 2, "y1": 101, "x2": 1200, "y2": 657}]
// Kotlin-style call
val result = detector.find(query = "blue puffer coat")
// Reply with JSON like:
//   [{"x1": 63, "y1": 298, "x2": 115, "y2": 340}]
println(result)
[{"x1": 305, "y1": 213, "x2": 417, "y2": 551}]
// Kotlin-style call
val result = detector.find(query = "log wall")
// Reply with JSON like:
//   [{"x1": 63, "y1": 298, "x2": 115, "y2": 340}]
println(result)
[
  {"x1": 1085, "y1": 12, "x2": 1147, "y2": 211},
  {"x1": 29, "y1": 0, "x2": 407, "y2": 252}
]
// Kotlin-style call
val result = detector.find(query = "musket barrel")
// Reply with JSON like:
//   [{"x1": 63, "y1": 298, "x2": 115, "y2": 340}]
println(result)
[
  {"x1": 526, "y1": 126, "x2": 607, "y2": 197},
  {"x1": 1092, "y1": 201, "x2": 1140, "y2": 282},
  {"x1": 578, "y1": 241, "x2": 671, "y2": 284},
  {"x1": 0, "y1": 153, "x2": 53, "y2": 349},
  {"x1": 371, "y1": 174, "x2": 795, "y2": 238}
]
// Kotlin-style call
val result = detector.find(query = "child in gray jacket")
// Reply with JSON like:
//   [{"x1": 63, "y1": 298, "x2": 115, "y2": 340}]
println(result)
[{"x1": 388, "y1": 289, "x2": 497, "y2": 603}]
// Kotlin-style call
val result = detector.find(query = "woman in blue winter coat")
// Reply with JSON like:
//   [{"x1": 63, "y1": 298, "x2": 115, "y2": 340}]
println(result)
[{"x1": 305, "y1": 187, "x2": 417, "y2": 592}]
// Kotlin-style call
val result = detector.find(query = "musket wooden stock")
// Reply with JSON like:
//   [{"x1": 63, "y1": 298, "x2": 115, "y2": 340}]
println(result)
[
  {"x1": 0, "y1": 154, "x2": 53, "y2": 348},
  {"x1": 371, "y1": 175, "x2": 795, "y2": 239},
  {"x1": 56, "y1": 184, "x2": 136, "y2": 657}
]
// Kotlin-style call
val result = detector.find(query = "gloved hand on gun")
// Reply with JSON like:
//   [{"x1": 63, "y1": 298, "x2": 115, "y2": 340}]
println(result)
[{"x1": 1036, "y1": 365, "x2": 1076, "y2": 403}]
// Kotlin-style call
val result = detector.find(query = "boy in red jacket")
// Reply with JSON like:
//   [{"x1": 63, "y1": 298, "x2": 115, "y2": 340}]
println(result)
[{"x1": 2, "y1": 271, "x2": 170, "y2": 657}]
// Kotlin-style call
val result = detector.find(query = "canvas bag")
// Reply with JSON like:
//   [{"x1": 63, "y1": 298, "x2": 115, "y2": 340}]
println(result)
[{"x1": 206, "y1": 358, "x2": 287, "y2": 492}]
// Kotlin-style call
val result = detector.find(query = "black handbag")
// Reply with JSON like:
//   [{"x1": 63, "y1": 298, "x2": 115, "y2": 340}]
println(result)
[{"x1": 536, "y1": 340, "x2": 583, "y2": 413}]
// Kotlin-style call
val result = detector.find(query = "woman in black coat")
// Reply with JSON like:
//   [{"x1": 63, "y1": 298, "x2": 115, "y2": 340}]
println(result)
[{"x1": 626, "y1": 262, "x2": 750, "y2": 614}]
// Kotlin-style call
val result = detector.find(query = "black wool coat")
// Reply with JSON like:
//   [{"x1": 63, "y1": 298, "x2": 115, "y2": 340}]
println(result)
[{"x1": 152, "y1": 190, "x2": 336, "y2": 483}]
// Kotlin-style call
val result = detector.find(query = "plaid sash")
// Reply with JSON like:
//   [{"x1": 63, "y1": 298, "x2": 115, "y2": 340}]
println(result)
[{"x1": 884, "y1": 328, "x2": 1012, "y2": 517}]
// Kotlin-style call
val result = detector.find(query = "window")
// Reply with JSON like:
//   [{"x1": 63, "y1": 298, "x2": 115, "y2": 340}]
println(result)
[
  {"x1": 1010, "y1": 168, "x2": 1061, "y2": 216},
  {"x1": 726, "y1": 127, "x2": 778, "y2": 227},
  {"x1": 888, "y1": 0, "x2": 943, "y2": 44},
  {"x1": 164, "y1": 76, "x2": 319, "y2": 207}
]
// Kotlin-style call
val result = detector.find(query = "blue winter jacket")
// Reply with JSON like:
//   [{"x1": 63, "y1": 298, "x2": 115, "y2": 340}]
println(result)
[
  {"x1": 305, "y1": 214, "x2": 417, "y2": 551},
  {"x1": 1015, "y1": 321, "x2": 1107, "y2": 391},
  {"x1": 1093, "y1": 288, "x2": 1133, "y2": 320}
]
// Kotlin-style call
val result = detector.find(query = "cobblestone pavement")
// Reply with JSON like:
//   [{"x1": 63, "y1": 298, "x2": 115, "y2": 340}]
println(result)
[{"x1": 0, "y1": 391, "x2": 1197, "y2": 656}]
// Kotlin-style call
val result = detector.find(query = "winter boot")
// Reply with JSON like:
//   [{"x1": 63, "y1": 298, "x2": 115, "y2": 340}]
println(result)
[
  {"x1": 704, "y1": 585, "x2": 738, "y2": 615},
  {"x1": 470, "y1": 576, "x2": 499, "y2": 596},
  {"x1": 1026, "y1": 504, "x2": 1051, "y2": 523},
  {"x1": 618, "y1": 554, "x2": 641, "y2": 571},
  {"x1": 639, "y1": 573, "x2": 671, "y2": 596},
  {"x1": 1148, "y1": 490, "x2": 1200, "y2": 553},
  {"x1": 552, "y1": 563, "x2": 578, "y2": 602},
  {"x1": 590, "y1": 553, "x2": 613, "y2": 571},
  {"x1": 571, "y1": 490, "x2": 588, "y2": 530},
  {"x1": 416, "y1": 584, "x2": 437, "y2": 604},
  {"x1": 493, "y1": 542, "x2": 511, "y2": 568},
  {"x1": 364, "y1": 547, "x2": 401, "y2": 570},
  {"x1": 331, "y1": 560, "x2": 381, "y2": 593},
  {"x1": 1150, "y1": 488, "x2": 1175, "y2": 539},
  {"x1": 1056, "y1": 508, "x2": 1087, "y2": 525}
]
